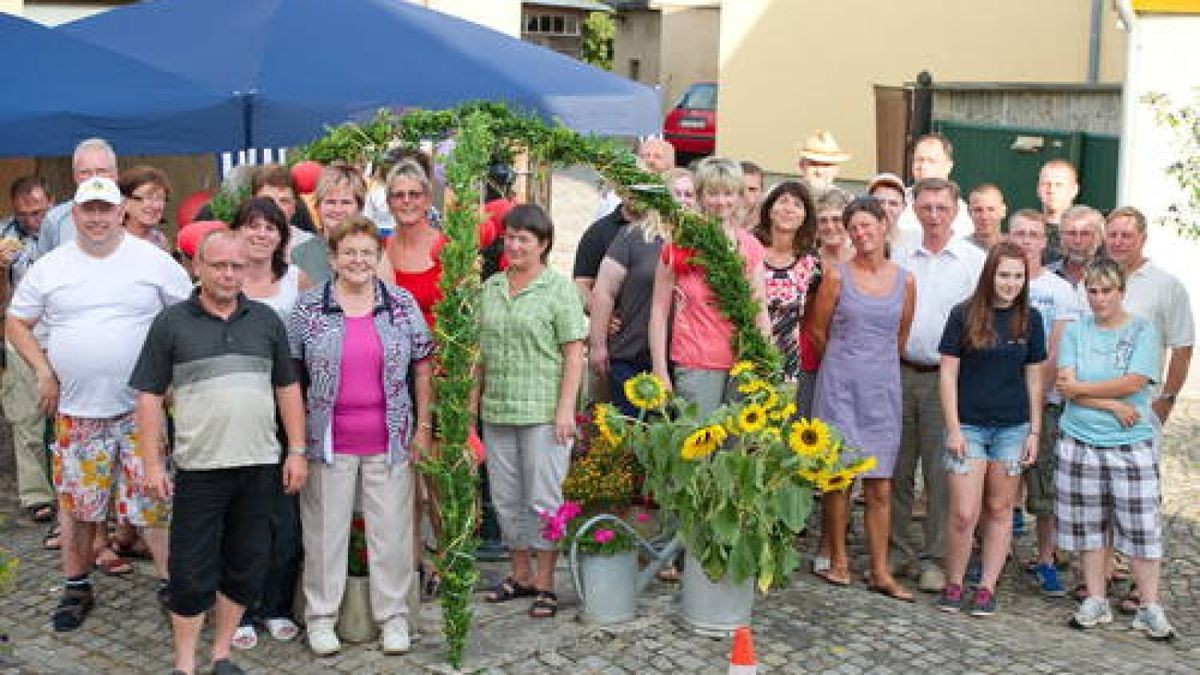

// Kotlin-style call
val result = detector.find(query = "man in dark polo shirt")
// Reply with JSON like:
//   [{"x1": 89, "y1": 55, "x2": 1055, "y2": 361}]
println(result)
[{"x1": 130, "y1": 229, "x2": 307, "y2": 675}]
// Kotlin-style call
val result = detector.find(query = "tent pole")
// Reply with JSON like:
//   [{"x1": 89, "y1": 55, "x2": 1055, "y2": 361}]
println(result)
[{"x1": 241, "y1": 91, "x2": 255, "y2": 152}]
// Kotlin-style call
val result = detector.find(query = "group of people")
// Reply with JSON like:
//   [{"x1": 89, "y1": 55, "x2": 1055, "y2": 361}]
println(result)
[
  {"x1": 0, "y1": 137, "x2": 586, "y2": 674},
  {"x1": 0, "y1": 127, "x2": 1190, "y2": 673},
  {"x1": 577, "y1": 133, "x2": 1191, "y2": 640}
]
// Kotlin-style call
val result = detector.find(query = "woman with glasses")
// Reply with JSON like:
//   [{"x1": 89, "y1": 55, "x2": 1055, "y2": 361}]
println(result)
[
  {"x1": 290, "y1": 216, "x2": 434, "y2": 656},
  {"x1": 118, "y1": 166, "x2": 171, "y2": 251},
  {"x1": 814, "y1": 188, "x2": 853, "y2": 266}
]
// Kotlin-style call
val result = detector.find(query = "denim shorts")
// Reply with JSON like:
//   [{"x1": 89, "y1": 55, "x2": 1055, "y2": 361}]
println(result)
[{"x1": 944, "y1": 423, "x2": 1030, "y2": 477}]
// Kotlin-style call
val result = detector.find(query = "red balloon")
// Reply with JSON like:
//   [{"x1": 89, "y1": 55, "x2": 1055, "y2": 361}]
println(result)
[
  {"x1": 177, "y1": 220, "x2": 227, "y2": 258},
  {"x1": 291, "y1": 160, "x2": 323, "y2": 194},
  {"x1": 176, "y1": 190, "x2": 213, "y2": 228}
]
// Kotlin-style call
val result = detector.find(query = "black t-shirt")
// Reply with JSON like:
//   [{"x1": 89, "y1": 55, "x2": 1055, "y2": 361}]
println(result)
[
  {"x1": 572, "y1": 206, "x2": 630, "y2": 281},
  {"x1": 938, "y1": 303, "x2": 1047, "y2": 426}
]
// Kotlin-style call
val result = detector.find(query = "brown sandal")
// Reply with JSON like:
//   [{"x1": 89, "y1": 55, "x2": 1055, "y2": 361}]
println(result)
[{"x1": 485, "y1": 576, "x2": 536, "y2": 603}]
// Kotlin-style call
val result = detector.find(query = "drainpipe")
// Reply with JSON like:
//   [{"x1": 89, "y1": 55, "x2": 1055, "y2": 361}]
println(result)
[
  {"x1": 1115, "y1": 0, "x2": 1138, "y2": 204},
  {"x1": 1087, "y1": 0, "x2": 1102, "y2": 83}
]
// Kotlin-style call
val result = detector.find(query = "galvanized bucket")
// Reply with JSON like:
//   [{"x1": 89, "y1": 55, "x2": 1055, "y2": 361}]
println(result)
[{"x1": 679, "y1": 550, "x2": 754, "y2": 636}]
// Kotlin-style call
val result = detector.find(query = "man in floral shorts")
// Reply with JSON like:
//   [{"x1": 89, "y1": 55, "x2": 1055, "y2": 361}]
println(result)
[{"x1": 5, "y1": 176, "x2": 192, "y2": 631}]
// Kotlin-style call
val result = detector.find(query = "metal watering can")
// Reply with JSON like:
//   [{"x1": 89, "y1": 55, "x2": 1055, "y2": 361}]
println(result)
[{"x1": 567, "y1": 513, "x2": 683, "y2": 624}]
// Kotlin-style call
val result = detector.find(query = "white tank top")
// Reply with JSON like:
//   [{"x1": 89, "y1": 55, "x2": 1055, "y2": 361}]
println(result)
[{"x1": 256, "y1": 265, "x2": 301, "y2": 319}]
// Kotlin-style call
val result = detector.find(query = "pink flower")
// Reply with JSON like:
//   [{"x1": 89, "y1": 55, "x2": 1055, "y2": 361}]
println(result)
[
  {"x1": 592, "y1": 528, "x2": 615, "y2": 544},
  {"x1": 560, "y1": 501, "x2": 582, "y2": 520},
  {"x1": 634, "y1": 512, "x2": 651, "y2": 523}
]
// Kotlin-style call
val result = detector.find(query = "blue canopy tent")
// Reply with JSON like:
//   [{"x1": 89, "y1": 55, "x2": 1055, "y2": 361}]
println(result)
[
  {"x1": 64, "y1": 0, "x2": 661, "y2": 149},
  {"x1": 0, "y1": 13, "x2": 241, "y2": 157}
]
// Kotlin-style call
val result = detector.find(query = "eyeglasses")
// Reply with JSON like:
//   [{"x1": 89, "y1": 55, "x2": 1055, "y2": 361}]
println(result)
[
  {"x1": 336, "y1": 248, "x2": 379, "y2": 260},
  {"x1": 389, "y1": 190, "x2": 426, "y2": 201},
  {"x1": 817, "y1": 215, "x2": 843, "y2": 224}
]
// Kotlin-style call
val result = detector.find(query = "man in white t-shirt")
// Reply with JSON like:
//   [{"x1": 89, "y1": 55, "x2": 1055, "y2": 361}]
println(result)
[
  {"x1": 1010, "y1": 209, "x2": 1080, "y2": 597},
  {"x1": 894, "y1": 133, "x2": 974, "y2": 248},
  {"x1": 1104, "y1": 206, "x2": 1194, "y2": 426},
  {"x1": 6, "y1": 176, "x2": 192, "y2": 632}
]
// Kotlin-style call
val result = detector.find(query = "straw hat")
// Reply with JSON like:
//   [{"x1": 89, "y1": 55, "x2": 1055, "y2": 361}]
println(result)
[{"x1": 797, "y1": 130, "x2": 851, "y2": 164}]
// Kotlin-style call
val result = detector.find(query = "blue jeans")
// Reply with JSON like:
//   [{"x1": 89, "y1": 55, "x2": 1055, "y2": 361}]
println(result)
[
  {"x1": 610, "y1": 358, "x2": 653, "y2": 418},
  {"x1": 945, "y1": 423, "x2": 1030, "y2": 477}
]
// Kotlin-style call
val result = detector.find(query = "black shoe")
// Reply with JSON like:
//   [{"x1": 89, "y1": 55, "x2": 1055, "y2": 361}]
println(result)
[
  {"x1": 210, "y1": 659, "x2": 245, "y2": 675},
  {"x1": 52, "y1": 587, "x2": 95, "y2": 632}
]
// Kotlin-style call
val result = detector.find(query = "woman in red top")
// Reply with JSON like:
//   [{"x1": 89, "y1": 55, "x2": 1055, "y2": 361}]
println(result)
[{"x1": 378, "y1": 158, "x2": 446, "y2": 329}]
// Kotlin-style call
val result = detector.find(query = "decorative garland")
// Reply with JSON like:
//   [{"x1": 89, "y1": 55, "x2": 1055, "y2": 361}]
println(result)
[{"x1": 294, "y1": 102, "x2": 780, "y2": 666}]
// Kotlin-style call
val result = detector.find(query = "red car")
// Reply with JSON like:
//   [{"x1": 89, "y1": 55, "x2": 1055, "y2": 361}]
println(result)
[{"x1": 663, "y1": 82, "x2": 717, "y2": 159}]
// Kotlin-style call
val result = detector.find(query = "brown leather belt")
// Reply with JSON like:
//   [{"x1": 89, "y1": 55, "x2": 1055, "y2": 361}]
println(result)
[{"x1": 901, "y1": 359, "x2": 939, "y2": 373}]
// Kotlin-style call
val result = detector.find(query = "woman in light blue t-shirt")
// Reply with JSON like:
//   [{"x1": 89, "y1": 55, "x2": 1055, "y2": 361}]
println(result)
[{"x1": 1054, "y1": 259, "x2": 1173, "y2": 640}]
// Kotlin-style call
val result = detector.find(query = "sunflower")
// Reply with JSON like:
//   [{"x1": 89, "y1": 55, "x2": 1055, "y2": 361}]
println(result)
[
  {"x1": 737, "y1": 378, "x2": 770, "y2": 395},
  {"x1": 729, "y1": 360, "x2": 755, "y2": 378},
  {"x1": 593, "y1": 403, "x2": 623, "y2": 447},
  {"x1": 845, "y1": 456, "x2": 878, "y2": 477},
  {"x1": 796, "y1": 468, "x2": 824, "y2": 484},
  {"x1": 788, "y1": 418, "x2": 832, "y2": 457},
  {"x1": 680, "y1": 424, "x2": 727, "y2": 461},
  {"x1": 624, "y1": 372, "x2": 668, "y2": 411},
  {"x1": 720, "y1": 415, "x2": 741, "y2": 437},
  {"x1": 737, "y1": 403, "x2": 768, "y2": 434},
  {"x1": 769, "y1": 401, "x2": 797, "y2": 422},
  {"x1": 817, "y1": 469, "x2": 855, "y2": 493}
]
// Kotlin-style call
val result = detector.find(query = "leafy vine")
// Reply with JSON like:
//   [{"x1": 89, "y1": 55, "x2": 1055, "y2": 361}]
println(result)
[{"x1": 293, "y1": 102, "x2": 779, "y2": 666}]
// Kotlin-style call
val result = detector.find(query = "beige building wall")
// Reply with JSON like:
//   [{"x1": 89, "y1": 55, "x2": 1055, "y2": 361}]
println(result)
[
  {"x1": 718, "y1": 0, "x2": 1127, "y2": 180},
  {"x1": 414, "y1": 0, "x2": 521, "y2": 36},
  {"x1": 659, "y1": 5, "x2": 720, "y2": 107},
  {"x1": 613, "y1": 9, "x2": 662, "y2": 87}
]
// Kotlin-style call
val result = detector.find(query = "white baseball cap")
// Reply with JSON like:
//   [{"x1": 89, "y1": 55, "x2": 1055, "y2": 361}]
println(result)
[{"x1": 74, "y1": 177, "x2": 122, "y2": 206}]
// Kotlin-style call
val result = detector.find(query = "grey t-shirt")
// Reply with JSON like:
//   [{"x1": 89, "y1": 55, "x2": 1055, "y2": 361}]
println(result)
[
  {"x1": 604, "y1": 226, "x2": 662, "y2": 363},
  {"x1": 291, "y1": 236, "x2": 332, "y2": 286}
]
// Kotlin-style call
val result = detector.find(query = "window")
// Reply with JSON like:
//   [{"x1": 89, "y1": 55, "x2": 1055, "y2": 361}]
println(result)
[{"x1": 523, "y1": 12, "x2": 581, "y2": 36}]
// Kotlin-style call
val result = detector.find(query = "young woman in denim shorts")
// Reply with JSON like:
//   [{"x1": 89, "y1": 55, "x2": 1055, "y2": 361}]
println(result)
[{"x1": 936, "y1": 242, "x2": 1047, "y2": 616}]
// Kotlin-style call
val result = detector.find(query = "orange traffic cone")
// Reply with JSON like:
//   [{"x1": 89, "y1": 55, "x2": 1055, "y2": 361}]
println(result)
[{"x1": 728, "y1": 625, "x2": 757, "y2": 674}]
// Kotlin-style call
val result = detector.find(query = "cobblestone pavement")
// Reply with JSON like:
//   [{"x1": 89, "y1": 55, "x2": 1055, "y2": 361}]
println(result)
[{"x1": 2, "y1": 397, "x2": 1198, "y2": 673}]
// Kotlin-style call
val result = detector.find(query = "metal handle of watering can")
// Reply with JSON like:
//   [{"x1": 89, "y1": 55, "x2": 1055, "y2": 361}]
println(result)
[{"x1": 568, "y1": 513, "x2": 684, "y2": 602}]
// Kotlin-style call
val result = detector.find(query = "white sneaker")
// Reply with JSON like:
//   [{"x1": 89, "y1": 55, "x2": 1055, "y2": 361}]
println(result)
[
  {"x1": 307, "y1": 620, "x2": 341, "y2": 656},
  {"x1": 1131, "y1": 603, "x2": 1177, "y2": 641},
  {"x1": 1070, "y1": 597, "x2": 1114, "y2": 629},
  {"x1": 381, "y1": 617, "x2": 411, "y2": 655}
]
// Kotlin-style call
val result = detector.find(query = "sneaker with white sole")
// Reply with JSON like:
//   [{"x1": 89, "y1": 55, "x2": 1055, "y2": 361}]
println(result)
[
  {"x1": 381, "y1": 617, "x2": 411, "y2": 654},
  {"x1": 231, "y1": 624, "x2": 257, "y2": 650},
  {"x1": 307, "y1": 620, "x2": 341, "y2": 656},
  {"x1": 1131, "y1": 603, "x2": 1177, "y2": 641},
  {"x1": 1069, "y1": 597, "x2": 1113, "y2": 629}
]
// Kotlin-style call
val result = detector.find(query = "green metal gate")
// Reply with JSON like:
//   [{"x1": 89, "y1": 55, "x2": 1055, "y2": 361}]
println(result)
[{"x1": 934, "y1": 120, "x2": 1118, "y2": 215}]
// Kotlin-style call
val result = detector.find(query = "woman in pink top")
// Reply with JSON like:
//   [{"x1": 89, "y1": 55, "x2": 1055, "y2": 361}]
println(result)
[{"x1": 649, "y1": 157, "x2": 771, "y2": 417}]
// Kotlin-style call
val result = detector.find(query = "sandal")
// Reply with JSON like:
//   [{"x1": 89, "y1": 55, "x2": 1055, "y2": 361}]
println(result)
[
  {"x1": 231, "y1": 624, "x2": 258, "y2": 650},
  {"x1": 263, "y1": 618, "x2": 300, "y2": 642},
  {"x1": 43, "y1": 525, "x2": 62, "y2": 551},
  {"x1": 814, "y1": 567, "x2": 851, "y2": 587},
  {"x1": 529, "y1": 590, "x2": 558, "y2": 618},
  {"x1": 26, "y1": 503, "x2": 55, "y2": 523},
  {"x1": 485, "y1": 576, "x2": 536, "y2": 603},
  {"x1": 94, "y1": 548, "x2": 134, "y2": 576},
  {"x1": 52, "y1": 587, "x2": 95, "y2": 632},
  {"x1": 111, "y1": 538, "x2": 153, "y2": 561}
]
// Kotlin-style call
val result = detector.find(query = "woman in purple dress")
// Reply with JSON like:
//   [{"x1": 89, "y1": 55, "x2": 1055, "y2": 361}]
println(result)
[{"x1": 807, "y1": 197, "x2": 916, "y2": 600}]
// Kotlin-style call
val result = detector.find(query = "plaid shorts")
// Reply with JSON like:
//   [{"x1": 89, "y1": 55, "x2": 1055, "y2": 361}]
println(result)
[
  {"x1": 51, "y1": 412, "x2": 170, "y2": 528},
  {"x1": 1054, "y1": 433, "x2": 1161, "y2": 559}
]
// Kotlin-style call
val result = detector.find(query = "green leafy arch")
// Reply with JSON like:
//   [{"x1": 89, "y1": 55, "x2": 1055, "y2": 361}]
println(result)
[{"x1": 295, "y1": 102, "x2": 779, "y2": 666}]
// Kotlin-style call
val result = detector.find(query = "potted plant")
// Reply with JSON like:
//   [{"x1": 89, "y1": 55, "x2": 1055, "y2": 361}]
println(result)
[
  {"x1": 600, "y1": 364, "x2": 876, "y2": 633},
  {"x1": 553, "y1": 415, "x2": 645, "y2": 624}
]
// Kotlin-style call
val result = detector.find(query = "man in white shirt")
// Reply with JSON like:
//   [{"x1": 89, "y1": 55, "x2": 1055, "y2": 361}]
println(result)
[
  {"x1": 36, "y1": 138, "x2": 118, "y2": 257},
  {"x1": 890, "y1": 177, "x2": 985, "y2": 592},
  {"x1": 894, "y1": 134, "x2": 974, "y2": 248},
  {"x1": 1009, "y1": 209, "x2": 1080, "y2": 596},
  {"x1": 1104, "y1": 206, "x2": 1194, "y2": 425},
  {"x1": 965, "y1": 183, "x2": 1007, "y2": 252},
  {"x1": 6, "y1": 177, "x2": 192, "y2": 632}
]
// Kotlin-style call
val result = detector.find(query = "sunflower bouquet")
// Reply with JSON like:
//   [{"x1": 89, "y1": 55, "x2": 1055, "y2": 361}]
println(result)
[{"x1": 596, "y1": 364, "x2": 876, "y2": 594}]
